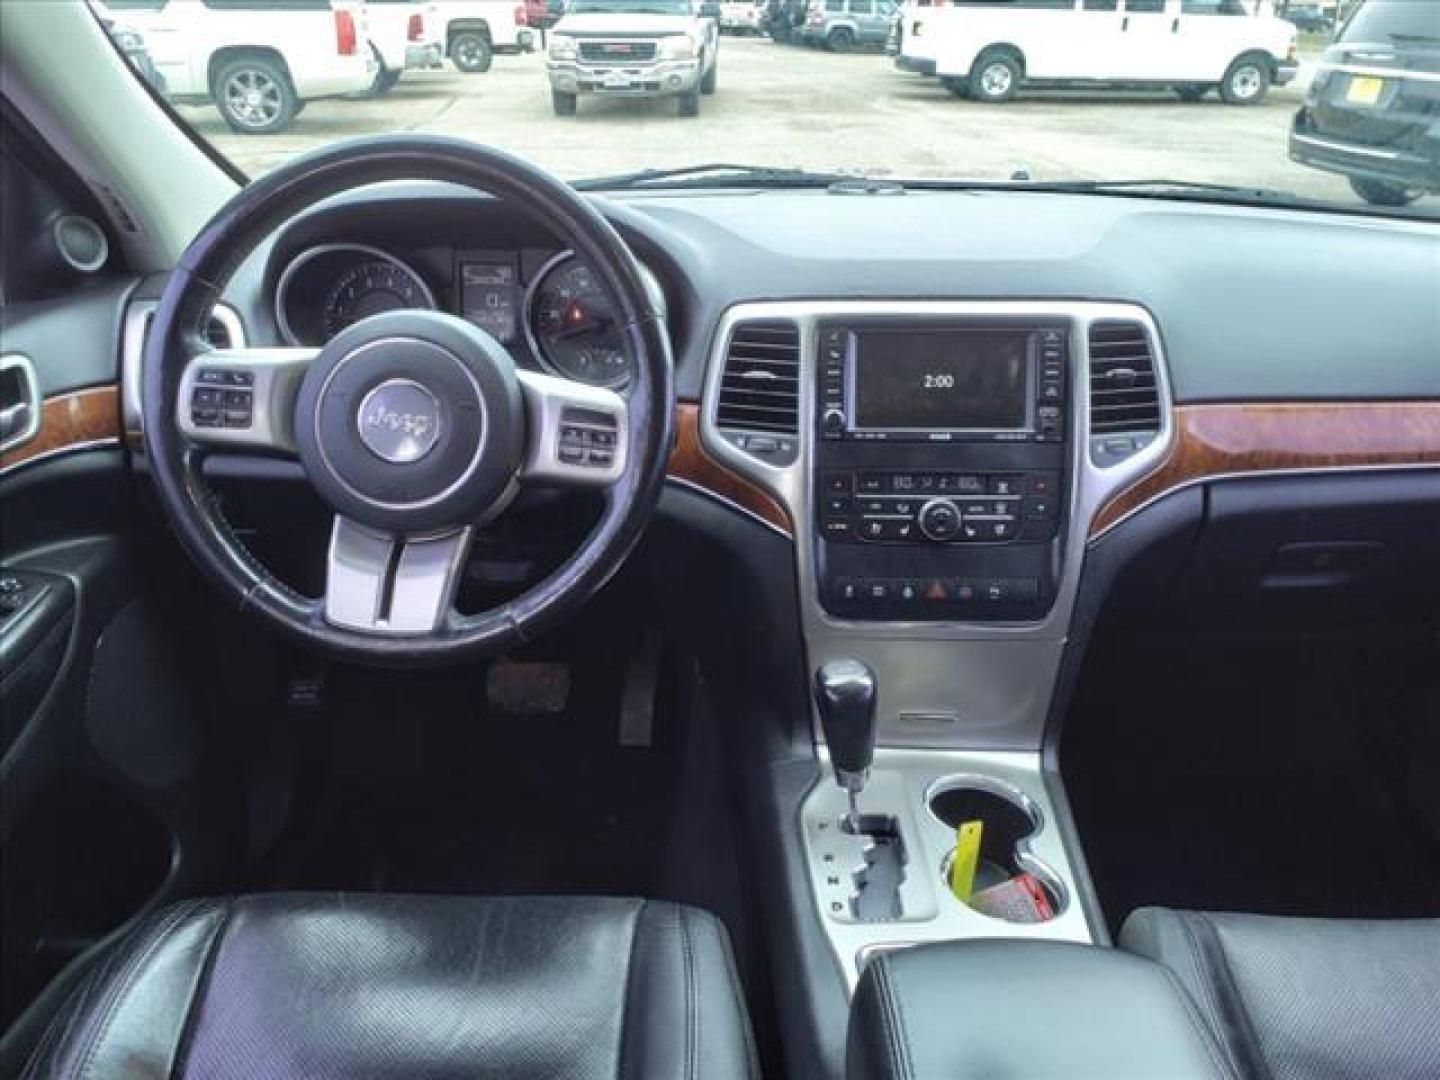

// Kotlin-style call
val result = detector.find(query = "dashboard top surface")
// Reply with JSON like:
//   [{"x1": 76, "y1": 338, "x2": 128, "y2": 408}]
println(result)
[{"x1": 124, "y1": 183, "x2": 1439, "y2": 405}]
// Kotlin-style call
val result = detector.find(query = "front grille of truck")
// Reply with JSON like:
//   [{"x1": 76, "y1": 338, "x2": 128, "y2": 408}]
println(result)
[{"x1": 578, "y1": 40, "x2": 659, "y2": 62}]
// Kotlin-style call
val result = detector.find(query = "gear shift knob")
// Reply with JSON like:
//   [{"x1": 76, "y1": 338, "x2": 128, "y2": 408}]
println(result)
[{"x1": 814, "y1": 658, "x2": 877, "y2": 797}]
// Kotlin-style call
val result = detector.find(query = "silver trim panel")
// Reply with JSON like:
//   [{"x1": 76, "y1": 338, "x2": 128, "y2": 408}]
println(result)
[
  {"x1": 801, "y1": 747, "x2": 1095, "y2": 990},
  {"x1": 324, "y1": 517, "x2": 472, "y2": 635},
  {"x1": 0, "y1": 355, "x2": 42, "y2": 454},
  {"x1": 123, "y1": 300, "x2": 247, "y2": 441},
  {"x1": 699, "y1": 301, "x2": 1174, "y2": 751}
]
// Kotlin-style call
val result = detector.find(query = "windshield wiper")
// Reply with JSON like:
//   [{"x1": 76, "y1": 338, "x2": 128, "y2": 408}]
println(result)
[
  {"x1": 991, "y1": 177, "x2": 1326, "y2": 208},
  {"x1": 574, "y1": 162, "x2": 856, "y2": 191}
]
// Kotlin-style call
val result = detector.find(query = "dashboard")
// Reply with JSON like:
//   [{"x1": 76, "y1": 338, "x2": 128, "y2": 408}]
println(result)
[{"x1": 262, "y1": 198, "x2": 668, "y2": 390}]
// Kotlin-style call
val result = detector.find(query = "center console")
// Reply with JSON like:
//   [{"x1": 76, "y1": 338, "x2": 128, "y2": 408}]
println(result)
[
  {"x1": 699, "y1": 300, "x2": 1173, "y2": 992},
  {"x1": 813, "y1": 318, "x2": 1068, "y2": 621}
]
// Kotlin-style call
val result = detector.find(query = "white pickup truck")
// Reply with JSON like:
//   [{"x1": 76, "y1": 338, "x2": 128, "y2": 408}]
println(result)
[
  {"x1": 546, "y1": 0, "x2": 721, "y2": 116},
  {"x1": 366, "y1": 0, "x2": 446, "y2": 94},
  {"x1": 94, "y1": 0, "x2": 376, "y2": 133},
  {"x1": 898, "y1": 0, "x2": 1297, "y2": 105},
  {"x1": 429, "y1": 0, "x2": 538, "y2": 74}
]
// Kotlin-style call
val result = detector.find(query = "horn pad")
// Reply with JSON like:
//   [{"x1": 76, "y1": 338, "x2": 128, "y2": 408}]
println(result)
[{"x1": 293, "y1": 310, "x2": 523, "y2": 533}]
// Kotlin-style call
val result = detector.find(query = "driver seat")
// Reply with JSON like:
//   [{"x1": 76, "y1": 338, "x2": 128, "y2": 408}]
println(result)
[{"x1": 22, "y1": 893, "x2": 758, "y2": 1080}]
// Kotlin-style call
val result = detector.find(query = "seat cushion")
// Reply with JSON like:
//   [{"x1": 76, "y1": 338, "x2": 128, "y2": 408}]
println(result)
[
  {"x1": 1121, "y1": 907, "x2": 1440, "y2": 1080},
  {"x1": 24, "y1": 893, "x2": 758, "y2": 1080}
]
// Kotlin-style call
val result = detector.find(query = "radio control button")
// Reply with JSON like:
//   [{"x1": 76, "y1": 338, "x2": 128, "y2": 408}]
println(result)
[
  {"x1": 895, "y1": 581, "x2": 921, "y2": 603},
  {"x1": 922, "y1": 579, "x2": 949, "y2": 602},
  {"x1": 953, "y1": 580, "x2": 979, "y2": 603},
  {"x1": 824, "y1": 495, "x2": 852, "y2": 516},
  {"x1": 864, "y1": 581, "x2": 890, "y2": 602},
  {"x1": 988, "y1": 520, "x2": 1017, "y2": 540},
  {"x1": 834, "y1": 578, "x2": 861, "y2": 602},
  {"x1": 961, "y1": 499, "x2": 991, "y2": 516},
  {"x1": 943, "y1": 474, "x2": 985, "y2": 494},
  {"x1": 1022, "y1": 496, "x2": 1055, "y2": 520},
  {"x1": 824, "y1": 472, "x2": 852, "y2": 493},
  {"x1": 823, "y1": 408, "x2": 846, "y2": 433},
  {"x1": 859, "y1": 474, "x2": 886, "y2": 493},
  {"x1": 823, "y1": 520, "x2": 854, "y2": 542},
  {"x1": 988, "y1": 475, "x2": 1022, "y2": 496},
  {"x1": 859, "y1": 519, "x2": 886, "y2": 541},
  {"x1": 1026, "y1": 472, "x2": 1058, "y2": 496},
  {"x1": 888, "y1": 473, "x2": 917, "y2": 492},
  {"x1": 917, "y1": 499, "x2": 962, "y2": 541},
  {"x1": 1041, "y1": 380, "x2": 1063, "y2": 402}
]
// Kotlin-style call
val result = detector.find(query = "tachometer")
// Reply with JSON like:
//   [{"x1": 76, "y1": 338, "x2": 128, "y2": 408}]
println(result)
[
  {"x1": 321, "y1": 258, "x2": 435, "y2": 340},
  {"x1": 525, "y1": 253, "x2": 630, "y2": 388}
]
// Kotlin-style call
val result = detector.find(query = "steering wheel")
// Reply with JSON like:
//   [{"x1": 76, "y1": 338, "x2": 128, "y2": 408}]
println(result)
[{"x1": 142, "y1": 135, "x2": 674, "y2": 665}]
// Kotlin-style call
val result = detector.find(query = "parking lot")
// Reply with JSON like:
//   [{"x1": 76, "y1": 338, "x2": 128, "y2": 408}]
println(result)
[{"x1": 183, "y1": 35, "x2": 1429, "y2": 211}]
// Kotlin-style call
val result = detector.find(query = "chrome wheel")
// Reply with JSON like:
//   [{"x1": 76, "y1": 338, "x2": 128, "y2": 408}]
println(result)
[
  {"x1": 1229, "y1": 64, "x2": 1263, "y2": 101},
  {"x1": 981, "y1": 62, "x2": 1013, "y2": 98},
  {"x1": 223, "y1": 69, "x2": 282, "y2": 129}
]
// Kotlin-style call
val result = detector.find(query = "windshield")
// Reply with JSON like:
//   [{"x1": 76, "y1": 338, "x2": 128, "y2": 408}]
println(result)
[
  {"x1": 93, "y1": 0, "x2": 1437, "y2": 217},
  {"x1": 1338, "y1": 0, "x2": 1440, "y2": 41}
]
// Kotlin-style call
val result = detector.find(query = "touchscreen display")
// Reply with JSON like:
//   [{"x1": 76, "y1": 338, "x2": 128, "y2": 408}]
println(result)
[{"x1": 851, "y1": 330, "x2": 1029, "y2": 431}]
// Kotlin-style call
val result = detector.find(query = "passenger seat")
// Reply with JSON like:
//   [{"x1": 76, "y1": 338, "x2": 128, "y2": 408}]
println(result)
[{"x1": 1121, "y1": 908, "x2": 1440, "y2": 1080}]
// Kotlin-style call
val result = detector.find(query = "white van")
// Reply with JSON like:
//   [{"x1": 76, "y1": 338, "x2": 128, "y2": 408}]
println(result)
[{"x1": 898, "y1": 0, "x2": 1298, "y2": 104}]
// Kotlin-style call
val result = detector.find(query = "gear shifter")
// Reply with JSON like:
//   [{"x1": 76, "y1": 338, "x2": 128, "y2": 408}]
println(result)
[{"x1": 814, "y1": 658, "x2": 877, "y2": 825}]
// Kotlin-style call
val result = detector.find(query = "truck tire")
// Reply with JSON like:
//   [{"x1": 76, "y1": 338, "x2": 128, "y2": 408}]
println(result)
[
  {"x1": 679, "y1": 88, "x2": 700, "y2": 116},
  {"x1": 1219, "y1": 55, "x2": 1269, "y2": 105},
  {"x1": 1349, "y1": 177, "x2": 1420, "y2": 207},
  {"x1": 827, "y1": 26, "x2": 855, "y2": 52},
  {"x1": 451, "y1": 31, "x2": 494, "y2": 73},
  {"x1": 214, "y1": 55, "x2": 298, "y2": 134},
  {"x1": 701, "y1": 56, "x2": 718, "y2": 94},
  {"x1": 969, "y1": 51, "x2": 1020, "y2": 104},
  {"x1": 552, "y1": 89, "x2": 577, "y2": 115}
]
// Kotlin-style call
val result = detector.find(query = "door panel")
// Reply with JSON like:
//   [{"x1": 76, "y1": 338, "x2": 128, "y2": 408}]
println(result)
[{"x1": 1118, "y1": 0, "x2": 1177, "y2": 79}]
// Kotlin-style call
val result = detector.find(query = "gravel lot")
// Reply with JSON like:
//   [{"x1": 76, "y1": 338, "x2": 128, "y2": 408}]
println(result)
[{"x1": 184, "y1": 35, "x2": 1436, "y2": 213}]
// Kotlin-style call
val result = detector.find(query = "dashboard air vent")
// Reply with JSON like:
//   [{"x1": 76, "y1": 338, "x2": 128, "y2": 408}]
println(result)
[
  {"x1": 715, "y1": 319, "x2": 800, "y2": 464},
  {"x1": 1088, "y1": 320, "x2": 1161, "y2": 436}
]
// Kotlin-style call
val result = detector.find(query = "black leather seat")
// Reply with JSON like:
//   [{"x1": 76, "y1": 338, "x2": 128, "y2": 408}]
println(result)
[
  {"x1": 23, "y1": 893, "x2": 758, "y2": 1080},
  {"x1": 1122, "y1": 907, "x2": 1440, "y2": 1080}
]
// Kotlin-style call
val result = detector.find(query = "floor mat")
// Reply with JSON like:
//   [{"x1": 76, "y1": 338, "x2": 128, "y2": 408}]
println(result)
[
  {"x1": 1062, "y1": 633, "x2": 1440, "y2": 932},
  {"x1": 261, "y1": 637, "x2": 683, "y2": 899}
]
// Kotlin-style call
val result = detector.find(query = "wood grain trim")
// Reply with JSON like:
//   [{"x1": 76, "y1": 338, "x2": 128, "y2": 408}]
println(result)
[
  {"x1": 1091, "y1": 401, "x2": 1440, "y2": 538},
  {"x1": 668, "y1": 402, "x2": 792, "y2": 534},
  {"x1": 0, "y1": 386, "x2": 120, "y2": 473}
]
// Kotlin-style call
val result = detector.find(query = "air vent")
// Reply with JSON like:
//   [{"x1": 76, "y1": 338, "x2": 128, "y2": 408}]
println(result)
[
  {"x1": 715, "y1": 319, "x2": 800, "y2": 464},
  {"x1": 1088, "y1": 320, "x2": 1161, "y2": 436}
]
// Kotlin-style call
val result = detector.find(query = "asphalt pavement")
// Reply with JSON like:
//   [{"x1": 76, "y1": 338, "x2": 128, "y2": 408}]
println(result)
[{"x1": 182, "y1": 36, "x2": 1434, "y2": 214}]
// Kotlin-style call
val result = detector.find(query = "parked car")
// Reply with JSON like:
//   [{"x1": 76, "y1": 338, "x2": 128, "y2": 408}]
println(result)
[
  {"x1": 719, "y1": 0, "x2": 765, "y2": 34},
  {"x1": 796, "y1": 0, "x2": 898, "y2": 51},
  {"x1": 93, "y1": 0, "x2": 375, "y2": 134},
  {"x1": 430, "y1": 0, "x2": 537, "y2": 73},
  {"x1": 95, "y1": 13, "x2": 168, "y2": 94},
  {"x1": 365, "y1": 0, "x2": 445, "y2": 95},
  {"x1": 546, "y1": 0, "x2": 720, "y2": 116},
  {"x1": 1289, "y1": 0, "x2": 1440, "y2": 206},
  {"x1": 900, "y1": 0, "x2": 1298, "y2": 104},
  {"x1": 1283, "y1": 3, "x2": 1332, "y2": 33}
]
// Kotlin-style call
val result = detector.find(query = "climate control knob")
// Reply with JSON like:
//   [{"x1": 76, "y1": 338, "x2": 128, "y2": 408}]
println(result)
[
  {"x1": 823, "y1": 408, "x2": 846, "y2": 433},
  {"x1": 917, "y1": 498, "x2": 962, "y2": 541}
]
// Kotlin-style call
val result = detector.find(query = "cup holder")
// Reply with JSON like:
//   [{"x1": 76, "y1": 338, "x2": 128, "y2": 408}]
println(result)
[{"x1": 928, "y1": 778, "x2": 1065, "y2": 923}]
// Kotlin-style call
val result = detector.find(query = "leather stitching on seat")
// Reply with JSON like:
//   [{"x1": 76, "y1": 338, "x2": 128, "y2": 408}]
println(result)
[
  {"x1": 1184, "y1": 912, "x2": 1275, "y2": 1080},
  {"x1": 1157, "y1": 962, "x2": 1244, "y2": 1080},
  {"x1": 72, "y1": 899, "x2": 206, "y2": 1080},
  {"x1": 168, "y1": 897, "x2": 238, "y2": 1076},
  {"x1": 679, "y1": 904, "x2": 697, "y2": 1080},
  {"x1": 873, "y1": 958, "x2": 913, "y2": 1080},
  {"x1": 615, "y1": 898, "x2": 647, "y2": 1080}
]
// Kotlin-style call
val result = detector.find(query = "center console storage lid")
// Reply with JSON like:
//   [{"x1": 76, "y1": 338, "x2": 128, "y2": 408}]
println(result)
[{"x1": 847, "y1": 939, "x2": 1232, "y2": 1080}]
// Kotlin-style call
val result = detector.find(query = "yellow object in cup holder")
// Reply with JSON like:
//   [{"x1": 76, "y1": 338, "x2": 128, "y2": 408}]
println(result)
[{"x1": 948, "y1": 819, "x2": 984, "y2": 902}]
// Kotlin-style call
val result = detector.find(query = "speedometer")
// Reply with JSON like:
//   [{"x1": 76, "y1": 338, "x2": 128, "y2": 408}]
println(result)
[
  {"x1": 525, "y1": 253, "x2": 630, "y2": 388},
  {"x1": 322, "y1": 258, "x2": 435, "y2": 340}
]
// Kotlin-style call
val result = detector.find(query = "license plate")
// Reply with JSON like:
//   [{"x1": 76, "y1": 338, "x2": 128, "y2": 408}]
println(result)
[
  {"x1": 1346, "y1": 75, "x2": 1384, "y2": 106},
  {"x1": 601, "y1": 72, "x2": 634, "y2": 89}
]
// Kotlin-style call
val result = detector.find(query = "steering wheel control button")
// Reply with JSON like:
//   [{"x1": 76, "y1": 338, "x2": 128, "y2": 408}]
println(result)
[
  {"x1": 556, "y1": 407, "x2": 619, "y2": 470},
  {"x1": 917, "y1": 498, "x2": 962, "y2": 541},
  {"x1": 357, "y1": 379, "x2": 443, "y2": 464}
]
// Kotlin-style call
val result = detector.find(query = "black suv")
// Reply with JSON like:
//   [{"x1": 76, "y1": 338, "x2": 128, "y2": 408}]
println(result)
[{"x1": 1289, "y1": 0, "x2": 1440, "y2": 207}]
